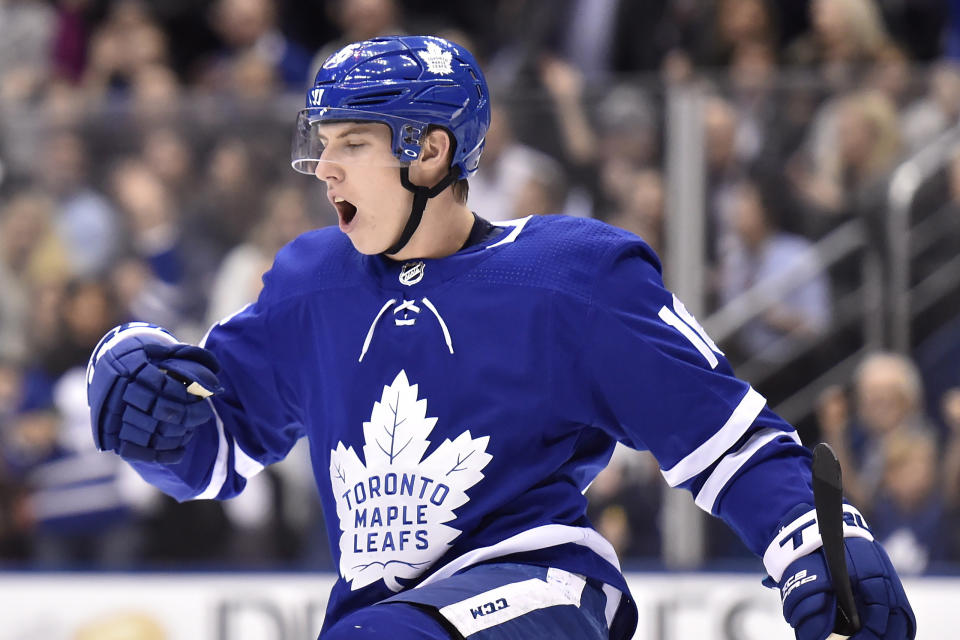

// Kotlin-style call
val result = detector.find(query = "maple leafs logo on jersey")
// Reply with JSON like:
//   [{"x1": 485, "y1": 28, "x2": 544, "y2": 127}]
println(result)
[
  {"x1": 330, "y1": 370, "x2": 492, "y2": 592},
  {"x1": 417, "y1": 42, "x2": 453, "y2": 75}
]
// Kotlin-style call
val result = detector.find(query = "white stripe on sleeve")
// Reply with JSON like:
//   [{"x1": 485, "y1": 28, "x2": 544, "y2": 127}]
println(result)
[
  {"x1": 191, "y1": 404, "x2": 266, "y2": 499},
  {"x1": 199, "y1": 303, "x2": 252, "y2": 348},
  {"x1": 660, "y1": 386, "x2": 767, "y2": 487},
  {"x1": 194, "y1": 401, "x2": 230, "y2": 500},
  {"x1": 234, "y1": 441, "x2": 265, "y2": 479},
  {"x1": 694, "y1": 428, "x2": 801, "y2": 512}
]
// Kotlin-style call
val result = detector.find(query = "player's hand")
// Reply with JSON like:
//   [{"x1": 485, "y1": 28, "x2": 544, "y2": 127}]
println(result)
[
  {"x1": 88, "y1": 325, "x2": 222, "y2": 464},
  {"x1": 764, "y1": 507, "x2": 916, "y2": 640}
]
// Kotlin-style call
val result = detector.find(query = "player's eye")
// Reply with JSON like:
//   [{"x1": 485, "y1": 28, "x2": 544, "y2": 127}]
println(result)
[{"x1": 344, "y1": 141, "x2": 366, "y2": 150}]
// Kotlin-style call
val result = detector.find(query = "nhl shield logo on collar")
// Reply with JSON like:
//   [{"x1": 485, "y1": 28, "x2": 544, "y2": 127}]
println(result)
[{"x1": 399, "y1": 261, "x2": 425, "y2": 286}]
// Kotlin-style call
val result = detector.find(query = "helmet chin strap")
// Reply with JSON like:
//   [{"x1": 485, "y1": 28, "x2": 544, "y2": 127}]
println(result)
[{"x1": 383, "y1": 165, "x2": 460, "y2": 257}]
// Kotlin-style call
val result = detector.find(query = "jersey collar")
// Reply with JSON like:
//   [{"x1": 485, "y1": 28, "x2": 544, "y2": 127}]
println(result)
[{"x1": 362, "y1": 216, "x2": 533, "y2": 292}]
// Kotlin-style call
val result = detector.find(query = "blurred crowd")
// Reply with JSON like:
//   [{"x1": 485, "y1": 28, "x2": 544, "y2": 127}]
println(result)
[{"x1": 0, "y1": 0, "x2": 959, "y2": 574}]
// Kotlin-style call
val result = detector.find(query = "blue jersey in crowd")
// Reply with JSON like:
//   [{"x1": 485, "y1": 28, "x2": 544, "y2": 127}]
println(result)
[{"x1": 124, "y1": 215, "x2": 815, "y2": 636}]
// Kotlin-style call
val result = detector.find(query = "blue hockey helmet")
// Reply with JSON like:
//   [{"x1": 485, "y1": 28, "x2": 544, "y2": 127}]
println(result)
[{"x1": 292, "y1": 35, "x2": 491, "y2": 180}]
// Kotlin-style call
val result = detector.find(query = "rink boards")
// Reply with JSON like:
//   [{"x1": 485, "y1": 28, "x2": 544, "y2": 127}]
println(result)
[{"x1": 0, "y1": 571, "x2": 948, "y2": 639}]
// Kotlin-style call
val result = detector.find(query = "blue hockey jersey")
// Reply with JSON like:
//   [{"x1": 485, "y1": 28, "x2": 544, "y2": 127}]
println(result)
[{"x1": 127, "y1": 215, "x2": 816, "y2": 636}]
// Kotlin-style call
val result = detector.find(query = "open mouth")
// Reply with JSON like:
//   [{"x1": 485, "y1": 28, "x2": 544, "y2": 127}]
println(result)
[{"x1": 333, "y1": 196, "x2": 358, "y2": 227}]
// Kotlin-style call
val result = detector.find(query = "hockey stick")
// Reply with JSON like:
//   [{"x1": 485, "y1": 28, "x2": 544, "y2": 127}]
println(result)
[
  {"x1": 161, "y1": 369, "x2": 216, "y2": 398},
  {"x1": 812, "y1": 442, "x2": 861, "y2": 640}
]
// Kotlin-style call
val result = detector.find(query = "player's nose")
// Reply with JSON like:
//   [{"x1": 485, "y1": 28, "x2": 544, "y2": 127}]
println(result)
[{"x1": 314, "y1": 159, "x2": 343, "y2": 183}]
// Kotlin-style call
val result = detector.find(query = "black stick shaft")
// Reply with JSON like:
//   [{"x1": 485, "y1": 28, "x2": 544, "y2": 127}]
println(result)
[{"x1": 812, "y1": 442, "x2": 861, "y2": 636}]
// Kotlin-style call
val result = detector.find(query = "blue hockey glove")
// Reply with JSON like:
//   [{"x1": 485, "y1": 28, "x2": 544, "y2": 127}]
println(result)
[
  {"x1": 763, "y1": 505, "x2": 916, "y2": 640},
  {"x1": 88, "y1": 324, "x2": 222, "y2": 464}
]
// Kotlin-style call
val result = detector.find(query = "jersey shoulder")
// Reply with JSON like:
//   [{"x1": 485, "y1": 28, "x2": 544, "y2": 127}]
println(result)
[
  {"x1": 473, "y1": 215, "x2": 662, "y2": 300},
  {"x1": 260, "y1": 226, "x2": 364, "y2": 304}
]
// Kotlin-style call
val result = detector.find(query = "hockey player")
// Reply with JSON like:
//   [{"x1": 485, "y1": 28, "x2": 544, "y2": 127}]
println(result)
[{"x1": 87, "y1": 36, "x2": 915, "y2": 640}]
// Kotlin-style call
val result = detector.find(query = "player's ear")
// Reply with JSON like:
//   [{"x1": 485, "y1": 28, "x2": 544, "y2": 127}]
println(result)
[{"x1": 416, "y1": 128, "x2": 453, "y2": 170}]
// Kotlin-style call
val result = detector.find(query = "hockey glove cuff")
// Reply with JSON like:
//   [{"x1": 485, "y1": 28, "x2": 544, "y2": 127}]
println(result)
[{"x1": 762, "y1": 505, "x2": 916, "y2": 640}]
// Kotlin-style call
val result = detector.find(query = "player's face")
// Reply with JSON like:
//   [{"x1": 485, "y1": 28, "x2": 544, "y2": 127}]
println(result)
[{"x1": 312, "y1": 121, "x2": 412, "y2": 254}]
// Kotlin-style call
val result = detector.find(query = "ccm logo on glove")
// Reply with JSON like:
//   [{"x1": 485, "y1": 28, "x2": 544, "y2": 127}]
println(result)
[{"x1": 780, "y1": 569, "x2": 817, "y2": 602}]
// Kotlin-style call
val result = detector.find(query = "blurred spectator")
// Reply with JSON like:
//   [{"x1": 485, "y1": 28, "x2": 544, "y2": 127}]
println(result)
[
  {"x1": 206, "y1": 183, "x2": 313, "y2": 324},
  {"x1": 863, "y1": 42, "x2": 913, "y2": 110},
  {"x1": 0, "y1": 191, "x2": 71, "y2": 361},
  {"x1": 555, "y1": 0, "x2": 621, "y2": 79},
  {"x1": 468, "y1": 103, "x2": 569, "y2": 221},
  {"x1": 950, "y1": 0, "x2": 960, "y2": 61},
  {"x1": 606, "y1": 168, "x2": 666, "y2": 257},
  {"x1": 22, "y1": 282, "x2": 67, "y2": 376},
  {"x1": 942, "y1": 388, "x2": 960, "y2": 508},
  {"x1": 141, "y1": 127, "x2": 196, "y2": 197},
  {"x1": 204, "y1": 0, "x2": 311, "y2": 90},
  {"x1": 707, "y1": 0, "x2": 779, "y2": 67},
  {"x1": 596, "y1": 83, "x2": 659, "y2": 170},
  {"x1": 789, "y1": 89, "x2": 901, "y2": 239},
  {"x1": 0, "y1": 0, "x2": 55, "y2": 103},
  {"x1": 512, "y1": 154, "x2": 569, "y2": 218},
  {"x1": 39, "y1": 130, "x2": 122, "y2": 277},
  {"x1": 27, "y1": 279, "x2": 116, "y2": 405},
  {"x1": 726, "y1": 38, "x2": 784, "y2": 167},
  {"x1": 539, "y1": 56, "x2": 595, "y2": 170},
  {"x1": 50, "y1": 0, "x2": 92, "y2": 83},
  {"x1": 785, "y1": 0, "x2": 891, "y2": 91},
  {"x1": 82, "y1": 1, "x2": 170, "y2": 100},
  {"x1": 108, "y1": 158, "x2": 215, "y2": 333},
  {"x1": 0, "y1": 359, "x2": 23, "y2": 434},
  {"x1": 129, "y1": 62, "x2": 182, "y2": 126},
  {"x1": 592, "y1": 84, "x2": 661, "y2": 219},
  {"x1": 550, "y1": 0, "x2": 717, "y2": 78},
  {"x1": 474, "y1": 0, "x2": 557, "y2": 86},
  {"x1": 877, "y1": 0, "x2": 948, "y2": 63},
  {"x1": 909, "y1": 151, "x2": 960, "y2": 338},
  {"x1": 870, "y1": 429, "x2": 948, "y2": 574},
  {"x1": 227, "y1": 48, "x2": 280, "y2": 103},
  {"x1": 4, "y1": 279, "x2": 151, "y2": 568},
  {"x1": 311, "y1": 0, "x2": 403, "y2": 80},
  {"x1": 718, "y1": 178, "x2": 831, "y2": 365},
  {"x1": 901, "y1": 62, "x2": 960, "y2": 155},
  {"x1": 585, "y1": 446, "x2": 662, "y2": 560},
  {"x1": 0, "y1": 359, "x2": 30, "y2": 561},
  {"x1": 536, "y1": 61, "x2": 661, "y2": 220},
  {"x1": 192, "y1": 136, "x2": 267, "y2": 256},
  {"x1": 817, "y1": 352, "x2": 933, "y2": 510},
  {"x1": 703, "y1": 95, "x2": 747, "y2": 259}
]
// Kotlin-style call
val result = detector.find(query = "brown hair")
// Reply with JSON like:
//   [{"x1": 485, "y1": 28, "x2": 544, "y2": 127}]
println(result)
[{"x1": 451, "y1": 178, "x2": 469, "y2": 204}]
